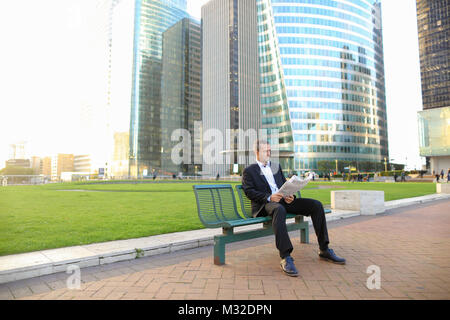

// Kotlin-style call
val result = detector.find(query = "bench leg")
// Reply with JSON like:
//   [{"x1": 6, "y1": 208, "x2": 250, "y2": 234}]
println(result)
[
  {"x1": 300, "y1": 226, "x2": 309, "y2": 244},
  {"x1": 214, "y1": 237, "x2": 225, "y2": 265}
]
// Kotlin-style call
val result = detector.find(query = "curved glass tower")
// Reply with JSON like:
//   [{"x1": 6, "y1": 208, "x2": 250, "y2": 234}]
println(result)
[
  {"x1": 269, "y1": 0, "x2": 388, "y2": 172},
  {"x1": 258, "y1": 0, "x2": 295, "y2": 174}
]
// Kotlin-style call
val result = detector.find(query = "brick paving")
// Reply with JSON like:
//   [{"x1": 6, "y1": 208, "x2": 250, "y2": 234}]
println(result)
[{"x1": 1, "y1": 199, "x2": 449, "y2": 300}]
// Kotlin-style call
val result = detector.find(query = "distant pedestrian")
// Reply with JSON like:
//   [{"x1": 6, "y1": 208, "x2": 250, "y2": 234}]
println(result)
[
  {"x1": 447, "y1": 169, "x2": 450, "y2": 183},
  {"x1": 440, "y1": 169, "x2": 444, "y2": 180},
  {"x1": 216, "y1": 173, "x2": 220, "y2": 181},
  {"x1": 401, "y1": 171, "x2": 406, "y2": 182},
  {"x1": 394, "y1": 173, "x2": 398, "y2": 182},
  {"x1": 435, "y1": 173, "x2": 440, "y2": 183}
]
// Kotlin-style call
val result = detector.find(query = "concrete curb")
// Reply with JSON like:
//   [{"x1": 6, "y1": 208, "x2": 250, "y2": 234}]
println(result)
[{"x1": 1, "y1": 193, "x2": 449, "y2": 284}]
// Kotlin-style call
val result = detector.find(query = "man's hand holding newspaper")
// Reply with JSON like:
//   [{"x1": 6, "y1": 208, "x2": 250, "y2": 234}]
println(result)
[{"x1": 278, "y1": 172, "x2": 314, "y2": 197}]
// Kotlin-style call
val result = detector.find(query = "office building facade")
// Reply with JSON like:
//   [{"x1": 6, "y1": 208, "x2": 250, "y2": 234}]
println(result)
[
  {"x1": 9, "y1": 142, "x2": 27, "y2": 160},
  {"x1": 74, "y1": 155, "x2": 92, "y2": 173},
  {"x1": 202, "y1": 0, "x2": 261, "y2": 177},
  {"x1": 268, "y1": 0, "x2": 389, "y2": 172},
  {"x1": 416, "y1": 0, "x2": 450, "y2": 173},
  {"x1": 416, "y1": 0, "x2": 449, "y2": 110},
  {"x1": 160, "y1": 18, "x2": 202, "y2": 176},
  {"x1": 51, "y1": 154, "x2": 74, "y2": 180},
  {"x1": 41, "y1": 157, "x2": 52, "y2": 176}
]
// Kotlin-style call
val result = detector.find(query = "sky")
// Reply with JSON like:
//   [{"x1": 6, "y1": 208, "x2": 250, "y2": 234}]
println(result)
[{"x1": 0, "y1": 0, "x2": 425, "y2": 170}]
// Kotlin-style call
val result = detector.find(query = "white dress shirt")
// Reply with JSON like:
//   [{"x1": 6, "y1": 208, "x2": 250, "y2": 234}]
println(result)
[{"x1": 256, "y1": 160, "x2": 279, "y2": 202}]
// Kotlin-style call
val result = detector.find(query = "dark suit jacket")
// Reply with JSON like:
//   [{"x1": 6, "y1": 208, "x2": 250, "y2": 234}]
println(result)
[{"x1": 242, "y1": 161, "x2": 295, "y2": 217}]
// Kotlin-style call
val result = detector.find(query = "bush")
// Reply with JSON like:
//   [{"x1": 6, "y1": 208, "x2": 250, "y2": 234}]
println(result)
[{"x1": 379, "y1": 170, "x2": 403, "y2": 177}]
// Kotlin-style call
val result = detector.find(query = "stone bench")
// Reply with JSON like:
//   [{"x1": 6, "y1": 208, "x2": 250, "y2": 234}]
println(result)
[
  {"x1": 437, "y1": 183, "x2": 450, "y2": 194},
  {"x1": 331, "y1": 190, "x2": 385, "y2": 215}
]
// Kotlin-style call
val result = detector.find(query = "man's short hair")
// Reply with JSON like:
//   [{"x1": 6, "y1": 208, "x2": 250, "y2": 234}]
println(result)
[{"x1": 253, "y1": 139, "x2": 270, "y2": 153}]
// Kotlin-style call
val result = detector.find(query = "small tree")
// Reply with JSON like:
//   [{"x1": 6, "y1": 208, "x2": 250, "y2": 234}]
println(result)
[
  {"x1": 359, "y1": 161, "x2": 373, "y2": 172},
  {"x1": 318, "y1": 160, "x2": 334, "y2": 174},
  {"x1": 339, "y1": 160, "x2": 351, "y2": 173}
]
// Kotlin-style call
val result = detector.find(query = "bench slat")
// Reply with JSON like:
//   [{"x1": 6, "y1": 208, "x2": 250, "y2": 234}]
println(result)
[
  {"x1": 221, "y1": 217, "x2": 271, "y2": 228},
  {"x1": 193, "y1": 184, "x2": 244, "y2": 228}
]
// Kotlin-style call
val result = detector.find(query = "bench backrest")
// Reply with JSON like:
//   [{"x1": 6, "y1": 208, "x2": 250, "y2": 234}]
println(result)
[
  {"x1": 235, "y1": 185, "x2": 253, "y2": 219},
  {"x1": 192, "y1": 184, "x2": 244, "y2": 228},
  {"x1": 235, "y1": 184, "x2": 302, "y2": 219}
]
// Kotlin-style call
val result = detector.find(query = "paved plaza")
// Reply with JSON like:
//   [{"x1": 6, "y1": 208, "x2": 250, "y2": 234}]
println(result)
[{"x1": 1, "y1": 199, "x2": 449, "y2": 300}]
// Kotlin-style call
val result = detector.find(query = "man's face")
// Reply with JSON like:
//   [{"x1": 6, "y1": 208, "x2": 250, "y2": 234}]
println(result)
[{"x1": 257, "y1": 143, "x2": 271, "y2": 163}]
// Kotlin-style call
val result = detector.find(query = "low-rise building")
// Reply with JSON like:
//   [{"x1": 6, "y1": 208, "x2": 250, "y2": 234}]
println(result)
[
  {"x1": 74, "y1": 155, "x2": 92, "y2": 173},
  {"x1": 51, "y1": 154, "x2": 74, "y2": 180}
]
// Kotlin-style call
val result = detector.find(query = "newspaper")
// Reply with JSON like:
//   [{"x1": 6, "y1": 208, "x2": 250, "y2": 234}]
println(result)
[{"x1": 278, "y1": 174, "x2": 312, "y2": 197}]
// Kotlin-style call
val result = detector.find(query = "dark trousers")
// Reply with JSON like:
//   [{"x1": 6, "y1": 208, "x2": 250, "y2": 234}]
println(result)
[{"x1": 264, "y1": 197, "x2": 330, "y2": 258}]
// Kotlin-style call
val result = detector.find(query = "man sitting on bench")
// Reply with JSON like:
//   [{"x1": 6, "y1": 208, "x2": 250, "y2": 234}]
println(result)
[{"x1": 242, "y1": 139, "x2": 346, "y2": 277}]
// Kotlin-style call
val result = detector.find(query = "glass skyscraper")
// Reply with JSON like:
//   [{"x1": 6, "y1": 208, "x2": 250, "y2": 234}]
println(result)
[
  {"x1": 264, "y1": 0, "x2": 388, "y2": 172},
  {"x1": 416, "y1": 0, "x2": 450, "y2": 173},
  {"x1": 416, "y1": 0, "x2": 449, "y2": 110},
  {"x1": 160, "y1": 18, "x2": 202, "y2": 176},
  {"x1": 107, "y1": 0, "x2": 189, "y2": 178},
  {"x1": 258, "y1": 0, "x2": 295, "y2": 174}
]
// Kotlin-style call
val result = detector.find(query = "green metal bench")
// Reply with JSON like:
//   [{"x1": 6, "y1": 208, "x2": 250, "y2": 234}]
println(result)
[{"x1": 192, "y1": 184, "x2": 310, "y2": 265}]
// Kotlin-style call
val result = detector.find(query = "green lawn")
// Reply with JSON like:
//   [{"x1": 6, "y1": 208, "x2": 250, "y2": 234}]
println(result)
[{"x1": 0, "y1": 181, "x2": 436, "y2": 256}]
